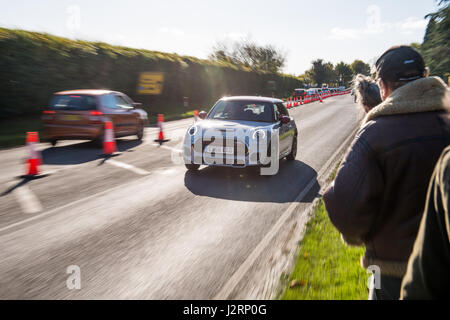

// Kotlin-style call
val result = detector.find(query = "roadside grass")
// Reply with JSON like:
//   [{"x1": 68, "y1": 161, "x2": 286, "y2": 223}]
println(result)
[
  {"x1": 281, "y1": 162, "x2": 369, "y2": 300},
  {"x1": 0, "y1": 117, "x2": 42, "y2": 149},
  {"x1": 281, "y1": 199, "x2": 368, "y2": 300}
]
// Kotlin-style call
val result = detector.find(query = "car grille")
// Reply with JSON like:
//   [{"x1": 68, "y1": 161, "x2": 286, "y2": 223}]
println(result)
[{"x1": 201, "y1": 138, "x2": 248, "y2": 155}]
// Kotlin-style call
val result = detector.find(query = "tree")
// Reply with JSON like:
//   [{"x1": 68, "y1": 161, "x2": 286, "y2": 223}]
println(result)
[
  {"x1": 209, "y1": 40, "x2": 286, "y2": 74},
  {"x1": 410, "y1": 42, "x2": 422, "y2": 51},
  {"x1": 421, "y1": 0, "x2": 450, "y2": 79},
  {"x1": 350, "y1": 59, "x2": 371, "y2": 76},
  {"x1": 305, "y1": 59, "x2": 336, "y2": 87},
  {"x1": 334, "y1": 62, "x2": 353, "y2": 87}
]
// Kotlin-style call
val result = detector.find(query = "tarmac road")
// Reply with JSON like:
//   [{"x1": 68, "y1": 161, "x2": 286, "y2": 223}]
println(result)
[{"x1": 0, "y1": 94, "x2": 362, "y2": 299}]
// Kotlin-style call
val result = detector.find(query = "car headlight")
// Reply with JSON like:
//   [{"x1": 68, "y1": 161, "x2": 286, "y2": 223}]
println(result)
[
  {"x1": 188, "y1": 125, "x2": 198, "y2": 136},
  {"x1": 252, "y1": 129, "x2": 266, "y2": 140}
]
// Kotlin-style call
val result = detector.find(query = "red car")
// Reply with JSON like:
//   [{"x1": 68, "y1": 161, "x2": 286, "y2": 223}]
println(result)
[{"x1": 42, "y1": 90, "x2": 148, "y2": 146}]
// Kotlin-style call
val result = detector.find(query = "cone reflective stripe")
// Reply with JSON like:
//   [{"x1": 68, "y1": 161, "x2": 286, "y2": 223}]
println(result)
[
  {"x1": 158, "y1": 114, "x2": 164, "y2": 141},
  {"x1": 26, "y1": 132, "x2": 42, "y2": 176},
  {"x1": 103, "y1": 121, "x2": 117, "y2": 155}
]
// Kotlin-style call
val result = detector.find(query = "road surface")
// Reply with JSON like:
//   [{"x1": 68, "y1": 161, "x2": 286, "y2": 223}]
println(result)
[{"x1": 0, "y1": 95, "x2": 362, "y2": 299}]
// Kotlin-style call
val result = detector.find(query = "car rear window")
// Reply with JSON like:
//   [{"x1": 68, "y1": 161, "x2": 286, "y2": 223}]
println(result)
[{"x1": 49, "y1": 95, "x2": 97, "y2": 111}]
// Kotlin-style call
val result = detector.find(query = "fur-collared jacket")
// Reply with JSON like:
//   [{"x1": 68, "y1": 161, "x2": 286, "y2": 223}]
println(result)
[{"x1": 323, "y1": 76, "x2": 450, "y2": 278}]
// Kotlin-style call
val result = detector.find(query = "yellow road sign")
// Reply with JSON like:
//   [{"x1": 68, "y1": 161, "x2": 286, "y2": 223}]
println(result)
[{"x1": 137, "y1": 72, "x2": 164, "y2": 95}]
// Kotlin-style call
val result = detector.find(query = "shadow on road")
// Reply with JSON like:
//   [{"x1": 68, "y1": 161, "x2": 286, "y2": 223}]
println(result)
[
  {"x1": 0, "y1": 178, "x2": 30, "y2": 197},
  {"x1": 41, "y1": 139, "x2": 142, "y2": 165},
  {"x1": 184, "y1": 160, "x2": 319, "y2": 203}
]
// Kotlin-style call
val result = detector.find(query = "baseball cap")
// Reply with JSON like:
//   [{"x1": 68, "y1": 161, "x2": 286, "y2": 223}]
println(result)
[{"x1": 374, "y1": 45, "x2": 426, "y2": 82}]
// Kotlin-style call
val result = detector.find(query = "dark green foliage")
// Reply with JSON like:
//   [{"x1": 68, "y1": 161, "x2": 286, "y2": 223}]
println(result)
[
  {"x1": 0, "y1": 28, "x2": 302, "y2": 119},
  {"x1": 302, "y1": 59, "x2": 370, "y2": 88},
  {"x1": 350, "y1": 60, "x2": 371, "y2": 76},
  {"x1": 334, "y1": 62, "x2": 354, "y2": 87},
  {"x1": 305, "y1": 59, "x2": 336, "y2": 87},
  {"x1": 421, "y1": 1, "x2": 450, "y2": 80}
]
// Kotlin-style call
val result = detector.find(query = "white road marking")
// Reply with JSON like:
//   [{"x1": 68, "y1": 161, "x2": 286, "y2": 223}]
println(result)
[
  {"x1": 12, "y1": 184, "x2": 43, "y2": 214},
  {"x1": 105, "y1": 159, "x2": 149, "y2": 175},
  {"x1": 150, "y1": 143, "x2": 182, "y2": 153},
  {"x1": 214, "y1": 126, "x2": 358, "y2": 300}
]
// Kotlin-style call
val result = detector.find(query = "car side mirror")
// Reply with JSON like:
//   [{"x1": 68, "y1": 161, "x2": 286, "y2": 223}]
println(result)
[
  {"x1": 198, "y1": 111, "x2": 207, "y2": 119},
  {"x1": 280, "y1": 116, "x2": 290, "y2": 124}
]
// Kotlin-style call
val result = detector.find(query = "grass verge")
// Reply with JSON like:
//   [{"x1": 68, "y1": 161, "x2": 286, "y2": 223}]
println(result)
[
  {"x1": 281, "y1": 170, "x2": 369, "y2": 300},
  {"x1": 0, "y1": 117, "x2": 42, "y2": 149}
]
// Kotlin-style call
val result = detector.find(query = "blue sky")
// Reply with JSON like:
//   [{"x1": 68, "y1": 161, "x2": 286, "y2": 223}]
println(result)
[{"x1": 0, "y1": 0, "x2": 440, "y2": 74}]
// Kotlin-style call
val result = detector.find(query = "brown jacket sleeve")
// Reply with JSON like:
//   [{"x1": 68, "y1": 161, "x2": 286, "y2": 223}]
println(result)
[
  {"x1": 323, "y1": 128, "x2": 384, "y2": 246},
  {"x1": 400, "y1": 147, "x2": 450, "y2": 299}
]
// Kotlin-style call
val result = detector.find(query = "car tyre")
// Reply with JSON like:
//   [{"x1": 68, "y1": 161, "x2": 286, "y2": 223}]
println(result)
[
  {"x1": 136, "y1": 122, "x2": 144, "y2": 141},
  {"x1": 286, "y1": 135, "x2": 297, "y2": 161},
  {"x1": 185, "y1": 163, "x2": 200, "y2": 171}
]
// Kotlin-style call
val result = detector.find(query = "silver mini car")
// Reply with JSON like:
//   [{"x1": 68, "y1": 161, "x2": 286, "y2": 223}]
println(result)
[{"x1": 183, "y1": 96, "x2": 298, "y2": 174}]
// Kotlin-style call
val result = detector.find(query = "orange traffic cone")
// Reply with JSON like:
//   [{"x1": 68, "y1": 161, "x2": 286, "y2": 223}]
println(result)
[
  {"x1": 25, "y1": 132, "x2": 42, "y2": 177},
  {"x1": 194, "y1": 110, "x2": 199, "y2": 122},
  {"x1": 103, "y1": 121, "x2": 117, "y2": 155},
  {"x1": 154, "y1": 114, "x2": 170, "y2": 145}
]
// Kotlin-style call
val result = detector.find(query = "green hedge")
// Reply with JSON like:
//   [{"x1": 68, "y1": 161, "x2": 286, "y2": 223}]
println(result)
[{"x1": 0, "y1": 28, "x2": 303, "y2": 119}]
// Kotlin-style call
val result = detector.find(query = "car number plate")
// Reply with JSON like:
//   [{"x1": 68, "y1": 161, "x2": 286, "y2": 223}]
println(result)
[
  {"x1": 61, "y1": 115, "x2": 81, "y2": 121},
  {"x1": 205, "y1": 145, "x2": 234, "y2": 154}
]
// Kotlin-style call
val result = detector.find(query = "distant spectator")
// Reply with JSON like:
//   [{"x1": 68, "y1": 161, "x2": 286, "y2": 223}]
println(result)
[
  {"x1": 352, "y1": 74, "x2": 382, "y2": 112},
  {"x1": 323, "y1": 45, "x2": 450, "y2": 300},
  {"x1": 401, "y1": 146, "x2": 450, "y2": 299}
]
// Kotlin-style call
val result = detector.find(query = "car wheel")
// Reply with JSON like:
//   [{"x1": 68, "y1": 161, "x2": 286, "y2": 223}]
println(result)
[
  {"x1": 136, "y1": 122, "x2": 144, "y2": 141},
  {"x1": 286, "y1": 135, "x2": 297, "y2": 161},
  {"x1": 185, "y1": 163, "x2": 200, "y2": 171}
]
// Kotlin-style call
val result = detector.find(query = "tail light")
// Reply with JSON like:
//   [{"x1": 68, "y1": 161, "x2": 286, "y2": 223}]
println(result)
[
  {"x1": 43, "y1": 110, "x2": 55, "y2": 114},
  {"x1": 90, "y1": 111, "x2": 103, "y2": 116}
]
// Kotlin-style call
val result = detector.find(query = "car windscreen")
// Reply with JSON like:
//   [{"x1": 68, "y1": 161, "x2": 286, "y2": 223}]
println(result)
[
  {"x1": 208, "y1": 100, "x2": 275, "y2": 123},
  {"x1": 49, "y1": 95, "x2": 97, "y2": 111}
]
